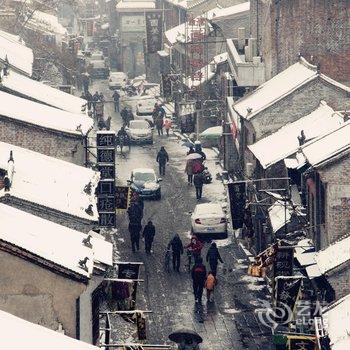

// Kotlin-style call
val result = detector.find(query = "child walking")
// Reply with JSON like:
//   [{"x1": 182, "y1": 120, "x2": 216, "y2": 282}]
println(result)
[{"x1": 205, "y1": 271, "x2": 216, "y2": 302}]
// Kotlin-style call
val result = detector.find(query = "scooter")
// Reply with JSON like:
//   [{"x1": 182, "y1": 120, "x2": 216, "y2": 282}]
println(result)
[{"x1": 202, "y1": 167, "x2": 212, "y2": 184}]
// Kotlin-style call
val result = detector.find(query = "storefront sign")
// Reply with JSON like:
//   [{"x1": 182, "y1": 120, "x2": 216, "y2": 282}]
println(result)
[
  {"x1": 145, "y1": 12, "x2": 163, "y2": 53},
  {"x1": 98, "y1": 165, "x2": 115, "y2": 180},
  {"x1": 228, "y1": 182, "x2": 246, "y2": 229},
  {"x1": 274, "y1": 246, "x2": 294, "y2": 277},
  {"x1": 179, "y1": 102, "x2": 196, "y2": 116},
  {"x1": 97, "y1": 132, "x2": 116, "y2": 228},
  {"x1": 97, "y1": 148, "x2": 115, "y2": 163}
]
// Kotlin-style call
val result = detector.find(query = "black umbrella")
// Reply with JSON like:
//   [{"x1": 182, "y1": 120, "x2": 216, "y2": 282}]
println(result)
[{"x1": 168, "y1": 328, "x2": 203, "y2": 344}]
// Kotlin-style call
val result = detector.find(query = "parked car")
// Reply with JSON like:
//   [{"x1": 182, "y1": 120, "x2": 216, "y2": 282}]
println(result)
[
  {"x1": 190, "y1": 203, "x2": 228, "y2": 239},
  {"x1": 109, "y1": 71, "x2": 128, "y2": 90},
  {"x1": 89, "y1": 60, "x2": 109, "y2": 79},
  {"x1": 127, "y1": 168, "x2": 162, "y2": 200},
  {"x1": 126, "y1": 120, "x2": 153, "y2": 144}
]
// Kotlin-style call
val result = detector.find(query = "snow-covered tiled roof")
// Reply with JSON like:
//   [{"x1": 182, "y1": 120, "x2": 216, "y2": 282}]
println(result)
[
  {"x1": 234, "y1": 58, "x2": 318, "y2": 119},
  {"x1": 268, "y1": 200, "x2": 293, "y2": 233},
  {"x1": 0, "y1": 310, "x2": 101, "y2": 350},
  {"x1": 1, "y1": 70, "x2": 87, "y2": 114},
  {"x1": 248, "y1": 102, "x2": 345, "y2": 169},
  {"x1": 116, "y1": 1, "x2": 155, "y2": 9},
  {"x1": 0, "y1": 204, "x2": 94, "y2": 277},
  {"x1": 0, "y1": 90, "x2": 93, "y2": 135},
  {"x1": 0, "y1": 142, "x2": 99, "y2": 221},
  {"x1": 0, "y1": 30, "x2": 33, "y2": 76},
  {"x1": 323, "y1": 293, "x2": 350, "y2": 350},
  {"x1": 184, "y1": 52, "x2": 227, "y2": 88},
  {"x1": 208, "y1": 2, "x2": 250, "y2": 21},
  {"x1": 314, "y1": 234, "x2": 350, "y2": 274},
  {"x1": 30, "y1": 11, "x2": 67, "y2": 35},
  {"x1": 300, "y1": 120, "x2": 350, "y2": 168}
]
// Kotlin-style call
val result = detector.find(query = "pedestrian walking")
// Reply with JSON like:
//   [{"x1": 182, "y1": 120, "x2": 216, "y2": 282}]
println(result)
[
  {"x1": 155, "y1": 113, "x2": 164, "y2": 136},
  {"x1": 156, "y1": 146, "x2": 169, "y2": 176},
  {"x1": 127, "y1": 200, "x2": 143, "y2": 224},
  {"x1": 121, "y1": 107, "x2": 129, "y2": 126},
  {"x1": 168, "y1": 234, "x2": 184, "y2": 272},
  {"x1": 142, "y1": 221, "x2": 155, "y2": 254},
  {"x1": 206, "y1": 242, "x2": 224, "y2": 276},
  {"x1": 99, "y1": 92, "x2": 105, "y2": 102},
  {"x1": 129, "y1": 221, "x2": 142, "y2": 253},
  {"x1": 185, "y1": 159, "x2": 194, "y2": 185},
  {"x1": 191, "y1": 257, "x2": 207, "y2": 303},
  {"x1": 92, "y1": 91, "x2": 99, "y2": 113},
  {"x1": 112, "y1": 90, "x2": 120, "y2": 112},
  {"x1": 86, "y1": 91, "x2": 93, "y2": 111},
  {"x1": 205, "y1": 271, "x2": 216, "y2": 302},
  {"x1": 193, "y1": 172, "x2": 204, "y2": 200},
  {"x1": 163, "y1": 118, "x2": 172, "y2": 137}
]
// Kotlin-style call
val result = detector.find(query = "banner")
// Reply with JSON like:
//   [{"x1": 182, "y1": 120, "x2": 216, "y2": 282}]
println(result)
[
  {"x1": 275, "y1": 277, "x2": 302, "y2": 324},
  {"x1": 228, "y1": 182, "x2": 246, "y2": 229},
  {"x1": 145, "y1": 12, "x2": 163, "y2": 53}
]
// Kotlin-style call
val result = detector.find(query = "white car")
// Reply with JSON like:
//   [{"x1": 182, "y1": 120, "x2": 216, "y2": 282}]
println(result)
[
  {"x1": 136, "y1": 97, "x2": 157, "y2": 115},
  {"x1": 126, "y1": 120, "x2": 153, "y2": 144},
  {"x1": 191, "y1": 203, "x2": 228, "y2": 239},
  {"x1": 109, "y1": 71, "x2": 128, "y2": 90}
]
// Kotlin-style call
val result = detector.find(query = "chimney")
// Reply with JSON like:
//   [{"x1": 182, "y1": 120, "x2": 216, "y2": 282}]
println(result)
[
  {"x1": 237, "y1": 27, "x2": 246, "y2": 51},
  {"x1": 245, "y1": 45, "x2": 252, "y2": 62}
]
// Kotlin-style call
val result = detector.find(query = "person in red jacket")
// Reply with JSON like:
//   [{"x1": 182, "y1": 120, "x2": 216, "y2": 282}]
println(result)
[
  {"x1": 191, "y1": 257, "x2": 207, "y2": 303},
  {"x1": 185, "y1": 235, "x2": 203, "y2": 262}
]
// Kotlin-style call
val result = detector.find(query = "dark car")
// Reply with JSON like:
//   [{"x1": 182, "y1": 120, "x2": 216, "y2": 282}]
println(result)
[
  {"x1": 127, "y1": 168, "x2": 162, "y2": 200},
  {"x1": 89, "y1": 60, "x2": 109, "y2": 79}
]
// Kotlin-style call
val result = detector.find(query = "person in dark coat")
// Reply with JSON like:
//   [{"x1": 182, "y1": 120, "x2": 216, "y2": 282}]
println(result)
[
  {"x1": 191, "y1": 257, "x2": 207, "y2": 303},
  {"x1": 156, "y1": 146, "x2": 169, "y2": 176},
  {"x1": 168, "y1": 234, "x2": 184, "y2": 272},
  {"x1": 194, "y1": 141, "x2": 206, "y2": 161},
  {"x1": 206, "y1": 242, "x2": 224, "y2": 276},
  {"x1": 193, "y1": 172, "x2": 204, "y2": 200},
  {"x1": 142, "y1": 221, "x2": 155, "y2": 254},
  {"x1": 92, "y1": 91, "x2": 100, "y2": 113},
  {"x1": 155, "y1": 112, "x2": 164, "y2": 136},
  {"x1": 85, "y1": 91, "x2": 93, "y2": 110},
  {"x1": 129, "y1": 222, "x2": 142, "y2": 253},
  {"x1": 112, "y1": 90, "x2": 120, "y2": 112},
  {"x1": 127, "y1": 201, "x2": 143, "y2": 224}
]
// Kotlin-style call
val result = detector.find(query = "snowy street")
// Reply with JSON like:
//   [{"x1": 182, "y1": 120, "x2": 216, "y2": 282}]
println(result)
[{"x1": 91, "y1": 81, "x2": 272, "y2": 349}]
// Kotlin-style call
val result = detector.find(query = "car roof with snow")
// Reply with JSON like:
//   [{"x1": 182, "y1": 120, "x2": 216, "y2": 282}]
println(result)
[
  {"x1": 133, "y1": 168, "x2": 155, "y2": 174},
  {"x1": 195, "y1": 203, "x2": 223, "y2": 214},
  {"x1": 129, "y1": 120, "x2": 149, "y2": 126}
]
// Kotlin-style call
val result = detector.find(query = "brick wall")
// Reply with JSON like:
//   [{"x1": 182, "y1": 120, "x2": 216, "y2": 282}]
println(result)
[
  {"x1": 327, "y1": 262, "x2": 350, "y2": 300},
  {"x1": 251, "y1": 0, "x2": 350, "y2": 84},
  {"x1": 249, "y1": 78, "x2": 350, "y2": 141},
  {"x1": 0, "y1": 116, "x2": 85, "y2": 165},
  {"x1": 318, "y1": 156, "x2": 350, "y2": 246},
  {"x1": 1, "y1": 196, "x2": 96, "y2": 234}
]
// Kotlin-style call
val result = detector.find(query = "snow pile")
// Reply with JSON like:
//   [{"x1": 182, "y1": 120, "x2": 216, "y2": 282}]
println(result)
[
  {"x1": 0, "y1": 90, "x2": 93, "y2": 135},
  {"x1": 314, "y1": 234, "x2": 350, "y2": 274},
  {"x1": 116, "y1": 1, "x2": 155, "y2": 9},
  {"x1": 209, "y1": 2, "x2": 250, "y2": 21},
  {"x1": 0, "y1": 310, "x2": 100, "y2": 350},
  {"x1": 0, "y1": 142, "x2": 99, "y2": 221},
  {"x1": 1, "y1": 70, "x2": 87, "y2": 114},
  {"x1": 0, "y1": 30, "x2": 33, "y2": 76},
  {"x1": 248, "y1": 101, "x2": 344, "y2": 169}
]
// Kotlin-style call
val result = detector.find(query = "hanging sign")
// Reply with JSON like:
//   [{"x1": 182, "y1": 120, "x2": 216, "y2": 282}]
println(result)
[
  {"x1": 274, "y1": 246, "x2": 294, "y2": 277},
  {"x1": 145, "y1": 12, "x2": 163, "y2": 53},
  {"x1": 228, "y1": 182, "x2": 246, "y2": 229},
  {"x1": 275, "y1": 277, "x2": 302, "y2": 324}
]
